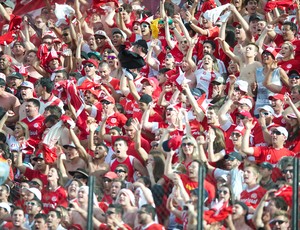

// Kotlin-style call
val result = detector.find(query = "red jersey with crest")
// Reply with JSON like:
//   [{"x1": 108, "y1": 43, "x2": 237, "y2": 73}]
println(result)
[
  {"x1": 252, "y1": 146, "x2": 295, "y2": 164},
  {"x1": 38, "y1": 94, "x2": 64, "y2": 114},
  {"x1": 41, "y1": 186, "x2": 68, "y2": 214},
  {"x1": 110, "y1": 155, "x2": 136, "y2": 182},
  {"x1": 21, "y1": 115, "x2": 45, "y2": 140},
  {"x1": 135, "y1": 223, "x2": 165, "y2": 230},
  {"x1": 240, "y1": 185, "x2": 266, "y2": 208}
]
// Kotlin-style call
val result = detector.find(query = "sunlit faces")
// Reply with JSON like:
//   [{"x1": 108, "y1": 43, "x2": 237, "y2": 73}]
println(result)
[
  {"x1": 25, "y1": 101, "x2": 39, "y2": 117},
  {"x1": 117, "y1": 191, "x2": 132, "y2": 206},
  {"x1": 141, "y1": 81, "x2": 154, "y2": 95},
  {"x1": 206, "y1": 109, "x2": 218, "y2": 125},
  {"x1": 280, "y1": 43, "x2": 294, "y2": 59},
  {"x1": 124, "y1": 125, "x2": 136, "y2": 140},
  {"x1": 65, "y1": 146, "x2": 79, "y2": 160},
  {"x1": 25, "y1": 51, "x2": 37, "y2": 65},
  {"x1": 187, "y1": 161, "x2": 199, "y2": 179},
  {"x1": 181, "y1": 141, "x2": 195, "y2": 156},
  {"x1": 217, "y1": 186, "x2": 231, "y2": 201},
  {"x1": 0, "y1": 56, "x2": 10, "y2": 70},
  {"x1": 94, "y1": 145, "x2": 107, "y2": 159},
  {"x1": 230, "y1": 132, "x2": 242, "y2": 145},
  {"x1": 25, "y1": 200, "x2": 40, "y2": 215},
  {"x1": 113, "y1": 140, "x2": 128, "y2": 157},
  {"x1": 12, "y1": 209, "x2": 26, "y2": 227},
  {"x1": 111, "y1": 181, "x2": 122, "y2": 199},
  {"x1": 262, "y1": 51, "x2": 274, "y2": 64},
  {"x1": 281, "y1": 25, "x2": 295, "y2": 41},
  {"x1": 290, "y1": 87, "x2": 300, "y2": 103},
  {"x1": 181, "y1": 58, "x2": 191, "y2": 72},
  {"x1": 202, "y1": 54, "x2": 214, "y2": 70},
  {"x1": 77, "y1": 187, "x2": 88, "y2": 203},
  {"x1": 13, "y1": 123, "x2": 25, "y2": 138},
  {"x1": 257, "y1": 21, "x2": 266, "y2": 35},
  {"x1": 112, "y1": 33, "x2": 124, "y2": 46},
  {"x1": 244, "y1": 44, "x2": 258, "y2": 58},
  {"x1": 84, "y1": 63, "x2": 96, "y2": 77},
  {"x1": 245, "y1": 0, "x2": 258, "y2": 14},
  {"x1": 47, "y1": 167, "x2": 60, "y2": 182},
  {"x1": 141, "y1": 23, "x2": 150, "y2": 36},
  {"x1": 232, "y1": 203, "x2": 247, "y2": 220},
  {"x1": 203, "y1": 43, "x2": 214, "y2": 54},
  {"x1": 282, "y1": 166, "x2": 293, "y2": 184},
  {"x1": 133, "y1": 22, "x2": 141, "y2": 34},
  {"x1": 12, "y1": 43, "x2": 26, "y2": 56},
  {"x1": 61, "y1": 29, "x2": 72, "y2": 43},
  {"x1": 179, "y1": 38, "x2": 189, "y2": 52},
  {"x1": 54, "y1": 72, "x2": 66, "y2": 83},
  {"x1": 243, "y1": 166, "x2": 259, "y2": 185},
  {"x1": 48, "y1": 58, "x2": 60, "y2": 70},
  {"x1": 68, "y1": 180, "x2": 81, "y2": 199},
  {"x1": 107, "y1": 54, "x2": 117, "y2": 67},
  {"x1": 47, "y1": 211, "x2": 61, "y2": 229},
  {"x1": 270, "y1": 215, "x2": 290, "y2": 230},
  {"x1": 234, "y1": 24, "x2": 246, "y2": 40}
]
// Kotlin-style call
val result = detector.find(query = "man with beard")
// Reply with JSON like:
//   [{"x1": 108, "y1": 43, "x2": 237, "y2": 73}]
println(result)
[
  {"x1": 110, "y1": 179, "x2": 126, "y2": 202},
  {"x1": 33, "y1": 213, "x2": 48, "y2": 230},
  {"x1": 24, "y1": 199, "x2": 43, "y2": 229},
  {"x1": 8, "y1": 207, "x2": 27, "y2": 230},
  {"x1": 18, "y1": 81, "x2": 35, "y2": 120},
  {"x1": 136, "y1": 204, "x2": 165, "y2": 230},
  {"x1": 46, "y1": 210, "x2": 64, "y2": 230}
]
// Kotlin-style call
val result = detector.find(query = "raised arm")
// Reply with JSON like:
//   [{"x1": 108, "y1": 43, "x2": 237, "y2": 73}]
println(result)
[
  {"x1": 241, "y1": 119, "x2": 256, "y2": 155},
  {"x1": 215, "y1": 37, "x2": 240, "y2": 63},
  {"x1": 131, "y1": 118, "x2": 148, "y2": 162},
  {"x1": 69, "y1": 127, "x2": 89, "y2": 164},
  {"x1": 207, "y1": 128, "x2": 225, "y2": 162}
]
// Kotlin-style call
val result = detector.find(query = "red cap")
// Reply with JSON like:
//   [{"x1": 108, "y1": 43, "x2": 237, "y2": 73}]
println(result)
[
  {"x1": 104, "y1": 171, "x2": 118, "y2": 180},
  {"x1": 82, "y1": 59, "x2": 99, "y2": 69},
  {"x1": 141, "y1": 77, "x2": 159, "y2": 89},
  {"x1": 262, "y1": 46, "x2": 281, "y2": 59},
  {"x1": 101, "y1": 96, "x2": 115, "y2": 104},
  {"x1": 237, "y1": 110, "x2": 252, "y2": 118},
  {"x1": 268, "y1": 94, "x2": 284, "y2": 101},
  {"x1": 162, "y1": 135, "x2": 182, "y2": 152}
]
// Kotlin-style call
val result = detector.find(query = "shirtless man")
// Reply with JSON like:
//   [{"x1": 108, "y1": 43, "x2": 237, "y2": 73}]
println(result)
[
  {"x1": 0, "y1": 78, "x2": 20, "y2": 125},
  {"x1": 218, "y1": 41, "x2": 262, "y2": 96},
  {"x1": 58, "y1": 127, "x2": 88, "y2": 181},
  {"x1": 68, "y1": 186, "x2": 104, "y2": 229}
]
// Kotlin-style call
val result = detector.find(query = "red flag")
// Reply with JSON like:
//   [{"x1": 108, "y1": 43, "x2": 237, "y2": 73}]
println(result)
[
  {"x1": 66, "y1": 81, "x2": 89, "y2": 140},
  {"x1": 274, "y1": 185, "x2": 293, "y2": 207},
  {"x1": 13, "y1": 0, "x2": 66, "y2": 16}
]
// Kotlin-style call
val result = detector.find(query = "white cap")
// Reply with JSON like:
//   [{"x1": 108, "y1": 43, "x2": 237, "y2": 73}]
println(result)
[
  {"x1": 274, "y1": 126, "x2": 288, "y2": 138},
  {"x1": 0, "y1": 202, "x2": 11, "y2": 213},
  {"x1": 0, "y1": 73, "x2": 6, "y2": 81},
  {"x1": 20, "y1": 81, "x2": 34, "y2": 90},
  {"x1": 235, "y1": 80, "x2": 248, "y2": 93},
  {"x1": 238, "y1": 98, "x2": 253, "y2": 109},
  {"x1": 112, "y1": 28, "x2": 127, "y2": 40},
  {"x1": 25, "y1": 187, "x2": 42, "y2": 200},
  {"x1": 256, "y1": 105, "x2": 275, "y2": 115}
]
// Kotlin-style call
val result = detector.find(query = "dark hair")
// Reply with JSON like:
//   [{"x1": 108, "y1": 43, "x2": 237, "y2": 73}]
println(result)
[
  {"x1": 114, "y1": 138, "x2": 128, "y2": 146},
  {"x1": 203, "y1": 40, "x2": 216, "y2": 50},
  {"x1": 0, "y1": 132, "x2": 7, "y2": 143},
  {"x1": 152, "y1": 156, "x2": 165, "y2": 182},
  {"x1": 110, "y1": 126, "x2": 123, "y2": 135},
  {"x1": 121, "y1": 3, "x2": 133, "y2": 13},
  {"x1": 112, "y1": 178, "x2": 126, "y2": 189},
  {"x1": 283, "y1": 21, "x2": 297, "y2": 35},
  {"x1": 272, "y1": 196, "x2": 288, "y2": 211},
  {"x1": 115, "y1": 103, "x2": 125, "y2": 115},
  {"x1": 108, "y1": 203, "x2": 124, "y2": 215},
  {"x1": 34, "y1": 213, "x2": 47, "y2": 222},
  {"x1": 48, "y1": 210, "x2": 61, "y2": 219},
  {"x1": 158, "y1": 68, "x2": 171, "y2": 74},
  {"x1": 44, "y1": 105, "x2": 62, "y2": 118},
  {"x1": 33, "y1": 198, "x2": 44, "y2": 209},
  {"x1": 27, "y1": 98, "x2": 40, "y2": 109},
  {"x1": 54, "y1": 69, "x2": 68, "y2": 79},
  {"x1": 95, "y1": 142, "x2": 109, "y2": 153},
  {"x1": 141, "y1": 204, "x2": 156, "y2": 219},
  {"x1": 244, "y1": 0, "x2": 258, "y2": 5},
  {"x1": 38, "y1": 77, "x2": 54, "y2": 93},
  {"x1": 247, "y1": 42, "x2": 259, "y2": 52},
  {"x1": 164, "y1": 2, "x2": 174, "y2": 17},
  {"x1": 45, "y1": 114, "x2": 59, "y2": 126},
  {"x1": 139, "y1": 176, "x2": 151, "y2": 188}
]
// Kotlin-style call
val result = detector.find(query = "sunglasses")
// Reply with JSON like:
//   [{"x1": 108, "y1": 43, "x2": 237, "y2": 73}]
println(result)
[
  {"x1": 234, "y1": 87, "x2": 241, "y2": 91},
  {"x1": 115, "y1": 169, "x2": 126, "y2": 173},
  {"x1": 237, "y1": 114, "x2": 246, "y2": 120},
  {"x1": 272, "y1": 130, "x2": 282, "y2": 136},
  {"x1": 289, "y1": 75, "x2": 300, "y2": 79},
  {"x1": 107, "y1": 56, "x2": 117, "y2": 60},
  {"x1": 74, "y1": 175, "x2": 85, "y2": 179},
  {"x1": 141, "y1": 24, "x2": 149, "y2": 28},
  {"x1": 262, "y1": 112, "x2": 270, "y2": 116},
  {"x1": 30, "y1": 181, "x2": 41, "y2": 186},
  {"x1": 62, "y1": 33, "x2": 69, "y2": 37},
  {"x1": 180, "y1": 40, "x2": 188, "y2": 44},
  {"x1": 84, "y1": 63, "x2": 94, "y2": 68},
  {"x1": 225, "y1": 156, "x2": 236, "y2": 161},
  {"x1": 101, "y1": 100, "x2": 111, "y2": 105},
  {"x1": 282, "y1": 169, "x2": 293, "y2": 174},
  {"x1": 166, "y1": 107, "x2": 174, "y2": 112},
  {"x1": 270, "y1": 220, "x2": 286, "y2": 225},
  {"x1": 217, "y1": 190, "x2": 228, "y2": 195},
  {"x1": 235, "y1": 25, "x2": 242, "y2": 29},
  {"x1": 231, "y1": 132, "x2": 241, "y2": 137},
  {"x1": 26, "y1": 202, "x2": 37, "y2": 206},
  {"x1": 181, "y1": 142, "x2": 193, "y2": 147},
  {"x1": 106, "y1": 210, "x2": 115, "y2": 216},
  {"x1": 166, "y1": 53, "x2": 173, "y2": 59}
]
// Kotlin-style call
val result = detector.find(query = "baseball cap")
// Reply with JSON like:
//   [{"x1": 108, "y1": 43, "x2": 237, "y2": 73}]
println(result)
[
  {"x1": 237, "y1": 110, "x2": 252, "y2": 119},
  {"x1": 20, "y1": 81, "x2": 34, "y2": 90},
  {"x1": 238, "y1": 98, "x2": 253, "y2": 109},
  {"x1": 288, "y1": 70, "x2": 300, "y2": 78},
  {"x1": 212, "y1": 76, "x2": 225, "y2": 84},
  {"x1": 87, "y1": 51, "x2": 102, "y2": 61},
  {"x1": 269, "y1": 94, "x2": 284, "y2": 101},
  {"x1": 249, "y1": 14, "x2": 261, "y2": 23},
  {"x1": 82, "y1": 59, "x2": 99, "y2": 69},
  {"x1": 139, "y1": 94, "x2": 152, "y2": 104},
  {"x1": 112, "y1": 28, "x2": 127, "y2": 40},
  {"x1": 2, "y1": 0, "x2": 15, "y2": 9},
  {"x1": 13, "y1": 41, "x2": 25, "y2": 48},
  {"x1": 8, "y1": 72, "x2": 23, "y2": 79},
  {"x1": 63, "y1": 142, "x2": 77, "y2": 149},
  {"x1": 287, "y1": 113, "x2": 297, "y2": 119},
  {"x1": 235, "y1": 80, "x2": 248, "y2": 93},
  {"x1": 69, "y1": 168, "x2": 89, "y2": 178},
  {"x1": 104, "y1": 171, "x2": 118, "y2": 180},
  {"x1": 0, "y1": 202, "x2": 11, "y2": 213},
  {"x1": 141, "y1": 77, "x2": 159, "y2": 89},
  {"x1": 256, "y1": 105, "x2": 275, "y2": 115},
  {"x1": 190, "y1": 88, "x2": 204, "y2": 98},
  {"x1": 32, "y1": 152, "x2": 44, "y2": 161},
  {"x1": 162, "y1": 135, "x2": 182, "y2": 152},
  {"x1": 100, "y1": 96, "x2": 115, "y2": 104},
  {"x1": 234, "y1": 201, "x2": 249, "y2": 212},
  {"x1": 262, "y1": 47, "x2": 281, "y2": 60},
  {"x1": 272, "y1": 126, "x2": 288, "y2": 137},
  {"x1": 0, "y1": 78, "x2": 6, "y2": 86},
  {"x1": 224, "y1": 151, "x2": 243, "y2": 161},
  {"x1": 24, "y1": 187, "x2": 42, "y2": 200},
  {"x1": 260, "y1": 162, "x2": 273, "y2": 170},
  {"x1": 94, "y1": 30, "x2": 106, "y2": 38},
  {"x1": 132, "y1": 39, "x2": 148, "y2": 52}
]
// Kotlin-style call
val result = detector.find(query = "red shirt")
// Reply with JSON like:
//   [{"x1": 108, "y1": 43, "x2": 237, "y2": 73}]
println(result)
[
  {"x1": 41, "y1": 186, "x2": 68, "y2": 214},
  {"x1": 99, "y1": 223, "x2": 132, "y2": 230},
  {"x1": 253, "y1": 146, "x2": 295, "y2": 164},
  {"x1": 136, "y1": 223, "x2": 165, "y2": 230},
  {"x1": 96, "y1": 112, "x2": 128, "y2": 133},
  {"x1": 240, "y1": 185, "x2": 266, "y2": 208},
  {"x1": 21, "y1": 115, "x2": 45, "y2": 140},
  {"x1": 24, "y1": 168, "x2": 48, "y2": 185},
  {"x1": 110, "y1": 156, "x2": 136, "y2": 182}
]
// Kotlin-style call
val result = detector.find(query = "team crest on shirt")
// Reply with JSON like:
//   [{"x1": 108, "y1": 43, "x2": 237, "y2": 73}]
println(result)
[
  {"x1": 111, "y1": 118, "x2": 117, "y2": 124},
  {"x1": 287, "y1": 64, "x2": 292, "y2": 69},
  {"x1": 33, "y1": 123, "x2": 39, "y2": 128},
  {"x1": 52, "y1": 197, "x2": 57, "y2": 202},
  {"x1": 251, "y1": 193, "x2": 257, "y2": 199},
  {"x1": 266, "y1": 155, "x2": 271, "y2": 160}
]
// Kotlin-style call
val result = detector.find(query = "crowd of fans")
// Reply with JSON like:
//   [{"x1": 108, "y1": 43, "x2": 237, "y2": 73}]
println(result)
[{"x1": 0, "y1": 0, "x2": 299, "y2": 229}]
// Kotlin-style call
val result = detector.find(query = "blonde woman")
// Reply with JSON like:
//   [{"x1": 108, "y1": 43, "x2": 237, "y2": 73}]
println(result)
[
  {"x1": 178, "y1": 136, "x2": 199, "y2": 169},
  {"x1": 278, "y1": 41, "x2": 300, "y2": 74}
]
